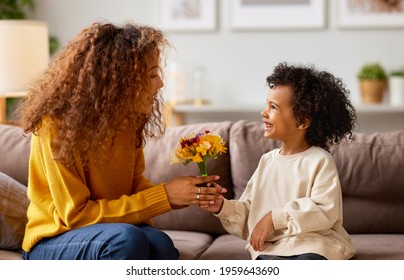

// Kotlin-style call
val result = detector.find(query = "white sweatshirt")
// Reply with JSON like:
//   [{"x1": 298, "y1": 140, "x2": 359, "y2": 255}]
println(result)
[{"x1": 216, "y1": 146, "x2": 356, "y2": 260}]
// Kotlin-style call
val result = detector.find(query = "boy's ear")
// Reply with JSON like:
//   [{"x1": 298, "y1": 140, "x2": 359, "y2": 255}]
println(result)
[{"x1": 298, "y1": 117, "x2": 311, "y2": 130}]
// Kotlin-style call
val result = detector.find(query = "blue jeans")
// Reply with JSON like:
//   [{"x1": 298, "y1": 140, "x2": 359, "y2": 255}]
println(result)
[
  {"x1": 22, "y1": 223, "x2": 179, "y2": 260},
  {"x1": 256, "y1": 253, "x2": 327, "y2": 260}
]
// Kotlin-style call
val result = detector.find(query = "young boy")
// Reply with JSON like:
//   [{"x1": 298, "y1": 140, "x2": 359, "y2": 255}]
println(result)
[{"x1": 202, "y1": 62, "x2": 357, "y2": 260}]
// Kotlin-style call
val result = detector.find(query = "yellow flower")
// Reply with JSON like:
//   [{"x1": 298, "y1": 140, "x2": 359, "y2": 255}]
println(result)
[{"x1": 170, "y1": 130, "x2": 227, "y2": 176}]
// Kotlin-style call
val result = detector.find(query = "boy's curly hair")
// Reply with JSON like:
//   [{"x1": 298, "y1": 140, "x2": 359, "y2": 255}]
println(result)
[
  {"x1": 17, "y1": 22, "x2": 170, "y2": 167},
  {"x1": 266, "y1": 62, "x2": 357, "y2": 150}
]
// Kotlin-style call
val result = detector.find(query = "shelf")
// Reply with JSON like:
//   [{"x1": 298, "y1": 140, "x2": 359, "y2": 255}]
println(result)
[
  {"x1": 0, "y1": 91, "x2": 27, "y2": 98},
  {"x1": 170, "y1": 104, "x2": 263, "y2": 113},
  {"x1": 354, "y1": 104, "x2": 404, "y2": 113},
  {"x1": 170, "y1": 103, "x2": 404, "y2": 114},
  {"x1": 168, "y1": 103, "x2": 404, "y2": 133}
]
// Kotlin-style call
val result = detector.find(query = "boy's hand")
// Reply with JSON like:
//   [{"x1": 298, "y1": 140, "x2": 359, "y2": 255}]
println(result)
[
  {"x1": 250, "y1": 211, "x2": 275, "y2": 251},
  {"x1": 199, "y1": 182, "x2": 225, "y2": 214}
]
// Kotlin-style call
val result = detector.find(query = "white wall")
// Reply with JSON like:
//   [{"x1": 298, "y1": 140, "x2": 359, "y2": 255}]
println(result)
[{"x1": 34, "y1": 0, "x2": 404, "y2": 131}]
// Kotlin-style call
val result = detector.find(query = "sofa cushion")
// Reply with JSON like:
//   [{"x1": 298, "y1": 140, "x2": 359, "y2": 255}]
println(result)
[
  {"x1": 0, "y1": 124, "x2": 31, "y2": 186},
  {"x1": 330, "y1": 131, "x2": 404, "y2": 233},
  {"x1": 351, "y1": 234, "x2": 404, "y2": 260},
  {"x1": 154, "y1": 205, "x2": 226, "y2": 234},
  {"x1": 199, "y1": 234, "x2": 251, "y2": 260},
  {"x1": 0, "y1": 249, "x2": 22, "y2": 260},
  {"x1": 0, "y1": 172, "x2": 29, "y2": 250},
  {"x1": 145, "y1": 122, "x2": 234, "y2": 235},
  {"x1": 163, "y1": 230, "x2": 214, "y2": 260},
  {"x1": 229, "y1": 120, "x2": 281, "y2": 199}
]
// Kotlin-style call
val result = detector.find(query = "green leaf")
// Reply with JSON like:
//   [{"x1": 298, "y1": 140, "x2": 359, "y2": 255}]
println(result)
[{"x1": 357, "y1": 63, "x2": 387, "y2": 80}]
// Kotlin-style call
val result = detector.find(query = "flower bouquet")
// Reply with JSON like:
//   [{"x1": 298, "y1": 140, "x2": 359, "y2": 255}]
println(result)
[{"x1": 170, "y1": 130, "x2": 227, "y2": 177}]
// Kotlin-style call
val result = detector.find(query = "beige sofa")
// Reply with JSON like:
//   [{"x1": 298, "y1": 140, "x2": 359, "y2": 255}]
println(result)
[{"x1": 1, "y1": 120, "x2": 404, "y2": 260}]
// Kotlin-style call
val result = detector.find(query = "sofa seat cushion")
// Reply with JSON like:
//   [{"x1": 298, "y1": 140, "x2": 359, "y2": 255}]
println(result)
[
  {"x1": 351, "y1": 234, "x2": 404, "y2": 260},
  {"x1": 163, "y1": 230, "x2": 214, "y2": 260},
  {"x1": 0, "y1": 249, "x2": 22, "y2": 260},
  {"x1": 199, "y1": 234, "x2": 250, "y2": 260}
]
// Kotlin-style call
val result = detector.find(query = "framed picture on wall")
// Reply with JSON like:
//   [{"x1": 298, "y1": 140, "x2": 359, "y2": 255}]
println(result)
[
  {"x1": 159, "y1": 0, "x2": 217, "y2": 31},
  {"x1": 337, "y1": 0, "x2": 404, "y2": 28},
  {"x1": 230, "y1": 0, "x2": 325, "y2": 30}
]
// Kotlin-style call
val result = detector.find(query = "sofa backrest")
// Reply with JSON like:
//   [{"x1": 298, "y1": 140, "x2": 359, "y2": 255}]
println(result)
[
  {"x1": 2, "y1": 121, "x2": 404, "y2": 236},
  {"x1": 0, "y1": 124, "x2": 31, "y2": 186},
  {"x1": 330, "y1": 131, "x2": 404, "y2": 234},
  {"x1": 228, "y1": 120, "x2": 281, "y2": 199}
]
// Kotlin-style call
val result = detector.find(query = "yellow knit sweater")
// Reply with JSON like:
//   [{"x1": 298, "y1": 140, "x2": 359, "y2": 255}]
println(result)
[{"x1": 22, "y1": 119, "x2": 171, "y2": 252}]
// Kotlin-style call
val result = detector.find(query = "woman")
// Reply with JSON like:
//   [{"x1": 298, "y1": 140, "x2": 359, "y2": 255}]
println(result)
[{"x1": 17, "y1": 21, "x2": 224, "y2": 260}]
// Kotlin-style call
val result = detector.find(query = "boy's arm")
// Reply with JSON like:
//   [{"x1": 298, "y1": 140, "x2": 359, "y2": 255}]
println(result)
[
  {"x1": 200, "y1": 182, "x2": 252, "y2": 240},
  {"x1": 214, "y1": 198, "x2": 251, "y2": 240},
  {"x1": 250, "y1": 211, "x2": 275, "y2": 251}
]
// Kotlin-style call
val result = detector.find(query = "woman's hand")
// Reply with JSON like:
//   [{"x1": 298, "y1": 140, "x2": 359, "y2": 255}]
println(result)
[
  {"x1": 164, "y1": 175, "x2": 226, "y2": 207},
  {"x1": 250, "y1": 211, "x2": 275, "y2": 251}
]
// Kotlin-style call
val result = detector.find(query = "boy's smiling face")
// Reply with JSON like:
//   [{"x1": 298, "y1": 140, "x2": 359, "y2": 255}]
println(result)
[
  {"x1": 262, "y1": 85, "x2": 297, "y2": 140},
  {"x1": 261, "y1": 85, "x2": 310, "y2": 154}
]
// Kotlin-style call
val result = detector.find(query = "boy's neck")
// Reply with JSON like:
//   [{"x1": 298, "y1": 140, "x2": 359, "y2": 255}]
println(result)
[{"x1": 279, "y1": 141, "x2": 311, "y2": 155}]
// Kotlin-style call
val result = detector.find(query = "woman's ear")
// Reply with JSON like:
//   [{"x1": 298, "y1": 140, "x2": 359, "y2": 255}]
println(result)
[{"x1": 298, "y1": 117, "x2": 311, "y2": 130}]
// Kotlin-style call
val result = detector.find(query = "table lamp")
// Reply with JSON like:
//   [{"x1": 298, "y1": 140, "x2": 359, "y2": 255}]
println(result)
[{"x1": 0, "y1": 20, "x2": 49, "y2": 123}]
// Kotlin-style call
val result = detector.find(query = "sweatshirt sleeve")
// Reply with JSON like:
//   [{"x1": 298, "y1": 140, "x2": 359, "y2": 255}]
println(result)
[
  {"x1": 215, "y1": 174, "x2": 256, "y2": 240},
  {"x1": 28, "y1": 128, "x2": 171, "y2": 229},
  {"x1": 271, "y1": 159, "x2": 342, "y2": 235}
]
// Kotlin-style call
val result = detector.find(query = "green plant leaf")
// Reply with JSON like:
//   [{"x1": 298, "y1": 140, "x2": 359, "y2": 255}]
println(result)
[
  {"x1": 0, "y1": 0, "x2": 35, "y2": 19},
  {"x1": 357, "y1": 63, "x2": 387, "y2": 80}
]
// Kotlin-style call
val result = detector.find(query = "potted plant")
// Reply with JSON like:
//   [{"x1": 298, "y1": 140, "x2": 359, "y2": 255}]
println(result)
[
  {"x1": 357, "y1": 63, "x2": 387, "y2": 104},
  {"x1": 0, "y1": 0, "x2": 35, "y2": 19},
  {"x1": 389, "y1": 68, "x2": 404, "y2": 106}
]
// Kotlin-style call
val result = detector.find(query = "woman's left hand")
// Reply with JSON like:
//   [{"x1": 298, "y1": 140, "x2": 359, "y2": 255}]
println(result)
[{"x1": 164, "y1": 175, "x2": 226, "y2": 207}]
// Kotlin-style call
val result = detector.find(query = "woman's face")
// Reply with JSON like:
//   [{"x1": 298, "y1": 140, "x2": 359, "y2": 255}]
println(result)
[{"x1": 135, "y1": 52, "x2": 164, "y2": 115}]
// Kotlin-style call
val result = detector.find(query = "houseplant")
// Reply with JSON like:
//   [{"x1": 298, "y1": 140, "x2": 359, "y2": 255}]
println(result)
[
  {"x1": 0, "y1": 0, "x2": 35, "y2": 19},
  {"x1": 389, "y1": 68, "x2": 404, "y2": 106},
  {"x1": 357, "y1": 63, "x2": 387, "y2": 104}
]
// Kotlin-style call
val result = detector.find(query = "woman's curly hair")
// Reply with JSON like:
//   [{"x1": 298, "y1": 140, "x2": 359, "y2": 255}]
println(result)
[
  {"x1": 17, "y1": 22, "x2": 170, "y2": 167},
  {"x1": 266, "y1": 62, "x2": 357, "y2": 150}
]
